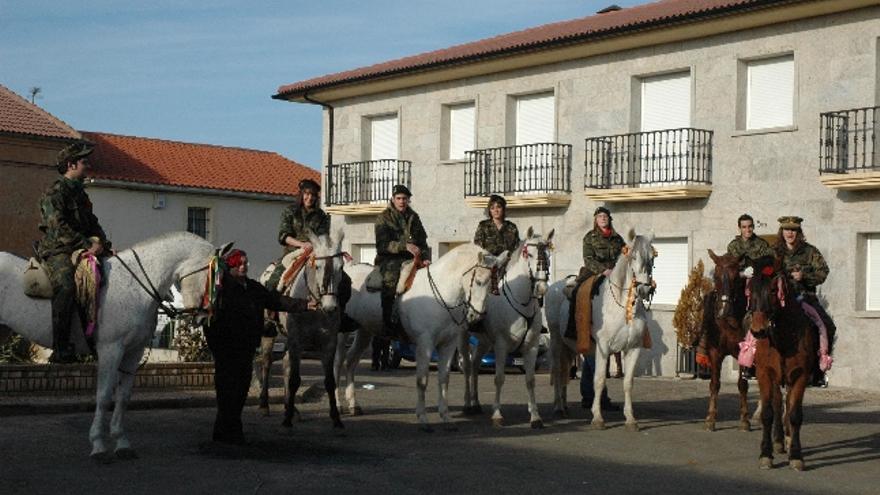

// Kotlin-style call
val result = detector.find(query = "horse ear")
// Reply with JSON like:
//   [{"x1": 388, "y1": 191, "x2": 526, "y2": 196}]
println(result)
[
  {"x1": 526, "y1": 226, "x2": 534, "y2": 239},
  {"x1": 645, "y1": 231, "x2": 655, "y2": 244},
  {"x1": 546, "y1": 229, "x2": 555, "y2": 242},
  {"x1": 218, "y1": 242, "x2": 234, "y2": 257},
  {"x1": 624, "y1": 226, "x2": 636, "y2": 243},
  {"x1": 477, "y1": 251, "x2": 486, "y2": 265},
  {"x1": 707, "y1": 249, "x2": 720, "y2": 264}
]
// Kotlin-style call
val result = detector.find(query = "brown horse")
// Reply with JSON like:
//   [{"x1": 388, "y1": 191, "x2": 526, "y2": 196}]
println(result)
[
  {"x1": 748, "y1": 256, "x2": 815, "y2": 471},
  {"x1": 700, "y1": 250, "x2": 752, "y2": 432}
]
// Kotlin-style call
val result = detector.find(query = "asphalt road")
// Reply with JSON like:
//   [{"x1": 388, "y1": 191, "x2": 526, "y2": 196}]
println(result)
[{"x1": 1, "y1": 361, "x2": 878, "y2": 495}]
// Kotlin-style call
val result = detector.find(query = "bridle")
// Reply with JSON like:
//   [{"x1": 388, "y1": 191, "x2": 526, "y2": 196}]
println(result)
[
  {"x1": 427, "y1": 262, "x2": 493, "y2": 326},
  {"x1": 301, "y1": 251, "x2": 348, "y2": 309},
  {"x1": 500, "y1": 240, "x2": 550, "y2": 321},
  {"x1": 607, "y1": 243, "x2": 656, "y2": 313}
]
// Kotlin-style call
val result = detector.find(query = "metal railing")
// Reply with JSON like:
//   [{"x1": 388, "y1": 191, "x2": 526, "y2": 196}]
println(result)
[
  {"x1": 326, "y1": 159, "x2": 412, "y2": 205},
  {"x1": 820, "y1": 106, "x2": 879, "y2": 174},
  {"x1": 464, "y1": 143, "x2": 572, "y2": 197},
  {"x1": 585, "y1": 128, "x2": 713, "y2": 188}
]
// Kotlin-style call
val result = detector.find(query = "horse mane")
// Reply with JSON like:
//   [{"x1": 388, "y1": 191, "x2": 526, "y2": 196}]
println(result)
[
  {"x1": 125, "y1": 231, "x2": 211, "y2": 253},
  {"x1": 631, "y1": 234, "x2": 654, "y2": 262},
  {"x1": 437, "y1": 243, "x2": 484, "y2": 271}
]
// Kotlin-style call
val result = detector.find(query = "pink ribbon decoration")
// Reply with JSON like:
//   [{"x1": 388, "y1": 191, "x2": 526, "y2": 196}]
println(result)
[{"x1": 737, "y1": 331, "x2": 757, "y2": 368}]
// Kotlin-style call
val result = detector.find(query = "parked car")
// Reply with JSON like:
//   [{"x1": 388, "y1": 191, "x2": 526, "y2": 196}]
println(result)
[{"x1": 388, "y1": 328, "x2": 550, "y2": 373}]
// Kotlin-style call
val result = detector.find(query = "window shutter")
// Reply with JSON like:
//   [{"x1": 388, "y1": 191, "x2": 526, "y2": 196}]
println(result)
[
  {"x1": 449, "y1": 103, "x2": 475, "y2": 160},
  {"x1": 867, "y1": 234, "x2": 880, "y2": 310},
  {"x1": 515, "y1": 93, "x2": 555, "y2": 145},
  {"x1": 747, "y1": 55, "x2": 794, "y2": 130},
  {"x1": 357, "y1": 244, "x2": 377, "y2": 265},
  {"x1": 651, "y1": 238, "x2": 689, "y2": 305},
  {"x1": 641, "y1": 72, "x2": 691, "y2": 132},
  {"x1": 370, "y1": 114, "x2": 399, "y2": 160}
]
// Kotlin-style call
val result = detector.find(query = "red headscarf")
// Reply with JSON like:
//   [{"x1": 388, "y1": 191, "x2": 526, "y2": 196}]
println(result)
[{"x1": 224, "y1": 249, "x2": 247, "y2": 269}]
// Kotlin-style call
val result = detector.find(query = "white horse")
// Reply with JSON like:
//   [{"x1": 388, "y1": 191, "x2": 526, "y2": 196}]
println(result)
[
  {"x1": 545, "y1": 229, "x2": 655, "y2": 431},
  {"x1": 460, "y1": 227, "x2": 553, "y2": 429},
  {"x1": 0, "y1": 232, "x2": 224, "y2": 460},
  {"x1": 337, "y1": 243, "x2": 508, "y2": 431},
  {"x1": 257, "y1": 231, "x2": 346, "y2": 429}
]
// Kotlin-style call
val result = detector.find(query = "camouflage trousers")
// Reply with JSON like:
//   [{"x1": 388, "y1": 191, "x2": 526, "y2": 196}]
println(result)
[
  {"x1": 43, "y1": 253, "x2": 79, "y2": 352},
  {"x1": 377, "y1": 257, "x2": 405, "y2": 332}
]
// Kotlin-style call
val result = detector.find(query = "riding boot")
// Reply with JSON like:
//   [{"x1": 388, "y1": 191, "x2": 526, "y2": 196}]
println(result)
[
  {"x1": 564, "y1": 282, "x2": 581, "y2": 339},
  {"x1": 381, "y1": 292, "x2": 402, "y2": 339},
  {"x1": 46, "y1": 255, "x2": 78, "y2": 364}
]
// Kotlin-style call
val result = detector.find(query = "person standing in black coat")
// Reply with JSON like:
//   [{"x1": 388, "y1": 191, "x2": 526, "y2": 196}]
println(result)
[{"x1": 204, "y1": 249, "x2": 308, "y2": 444}]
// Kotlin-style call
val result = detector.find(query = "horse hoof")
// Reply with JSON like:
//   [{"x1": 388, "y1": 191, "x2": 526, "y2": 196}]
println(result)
[
  {"x1": 350, "y1": 406, "x2": 364, "y2": 416},
  {"x1": 591, "y1": 420, "x2": 606, "y2": 431},
  {"x1": 530, "y1": 419, "x2": 544, "y2": 430},
  {"x1": 790, "y1": 459, "x2": 805, "y2": 472},
  {"x1": 462, "y1": 405, "x2": 483, "y2": 416},
  {"x1": 419, "y1": 424, "x2": 434, "y2": 433},
  {"x1": 704, "y1": 421, "x2": 716, "y2": 432},
  {"x1": 115, "y1": 448, "x2": 139, "y2": 460},
  {"x1": 625, "y1": 422, "x2": 640, "y2": 432},
  {"x1": 773, "y1": 442, "x2": 786, "y2": 455},
  {"x1": 90, "y1": 451, "x2": 114, "y2": 464},
  {"x1": 739, "y1": 421, "x2": 751, "y2": 432},
  {"x1": 759, "y1": 457, "x2": 773, "y2": 470},
  {"x1": 491, "y1": 418, "x2": 504, "y2": 429}
]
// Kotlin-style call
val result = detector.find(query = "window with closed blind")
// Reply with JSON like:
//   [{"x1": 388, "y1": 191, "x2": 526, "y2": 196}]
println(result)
[
  {"x1": 368, "y1": 113, "x2": 399, "y2": 202},
  {"x1": 640, "y1": 71, "x2": 692, "y2": 184},
  {"x1": 445, "y1": 102, "x2": 475, "y2": 160},
  {"x1": 745, "y1": 55, "x2": 795, "y2": 130},
  {"x1": 514, "y1": 92, "x2": 556, "y2": 193},
  {"x1": 650, "y1": 238, "x2": 689, "y2": 306},
  {"x1": 867, "y1": 234, "x2": 880, "y2": 311}
]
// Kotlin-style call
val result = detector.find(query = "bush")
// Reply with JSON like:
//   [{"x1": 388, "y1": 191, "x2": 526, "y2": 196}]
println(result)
[
  {"x1": 173, "y1": 322, "x2": 212, "y2": 362},
  {"x1": 0, "y1": 332, "x2": 37, "y2": 364}
]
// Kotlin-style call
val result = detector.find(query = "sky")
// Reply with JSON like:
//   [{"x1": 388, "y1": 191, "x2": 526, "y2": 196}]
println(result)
[{"x1": 1, "y1": 0, "x2": 643, "y2": 170}]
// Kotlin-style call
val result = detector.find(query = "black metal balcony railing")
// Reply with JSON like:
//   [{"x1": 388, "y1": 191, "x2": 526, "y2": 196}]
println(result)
[
  {"x1": 585, "y1": 128, "x2": 713, "y2": 189},
  {"x1": 326, "y1": 159, "x2": 411, "y2": 206},
  {"x1": 820, "y1": 106, "x2": 879, "y2": 174},
  {"x1": 463, "y1": 143, "x2": 572, "y2": 197}
]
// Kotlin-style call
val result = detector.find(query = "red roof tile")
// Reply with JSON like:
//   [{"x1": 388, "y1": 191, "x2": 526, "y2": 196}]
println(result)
[
  {"x1": 275, "y1": 0, "x2": 797, "y2": 98},
  {"x1": 0, "y1": 84, "x2": 81, "y2": 140},
  {"x1": 82, "y1": 131, "x2": 319, "y2": 197}
]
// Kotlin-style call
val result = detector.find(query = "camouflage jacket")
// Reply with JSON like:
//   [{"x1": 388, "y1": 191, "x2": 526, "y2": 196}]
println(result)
[
  {"x1": 473, "y1": 219, "x2": 519, "y2": 256},
  {"x1": 277, "y1": 204, "x2": 330, "y2": 247},
  {"x1": 726, "y1": 235, "x2": 774, "y2": 262},
  {"x1": 779, "y1": 242, "x2": 828, "y2": 295},
  {"x1": 37, "y1": 177, "x2": 111, "y2": 259},
  {"x1": 582, "y1": 229, "x2": 625, "y2": 277},
  {"x1": 375, "y1": 206, "x2": 430, "y2": 262}
]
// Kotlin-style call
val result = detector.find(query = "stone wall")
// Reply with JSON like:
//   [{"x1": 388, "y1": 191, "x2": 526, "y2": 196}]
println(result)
[{"x1": 0, "y1": 362, "x2": 215, "y2": 394}]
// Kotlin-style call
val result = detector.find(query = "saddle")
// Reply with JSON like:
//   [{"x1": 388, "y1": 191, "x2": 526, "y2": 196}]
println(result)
[
  {"x1": 572, "y1": 275, "x2": 604, "y2": 354},
  {"x1": 277, "y1": 247, "x2": 310, "y2": 292}
]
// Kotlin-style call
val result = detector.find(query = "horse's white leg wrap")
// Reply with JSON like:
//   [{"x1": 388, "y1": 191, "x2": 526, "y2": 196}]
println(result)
[{"x1": 90, "y1": 346, "x2": 123, "y2": 457}]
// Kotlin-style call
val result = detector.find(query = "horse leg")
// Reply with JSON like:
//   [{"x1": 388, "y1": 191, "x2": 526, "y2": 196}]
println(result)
[
  {"x1": 258, "y1": 335, "x2": 274, "y2": 415},
  {"x1": 737, "y1": 366, "x2": 751, "y2": 432},
  {"x1": 89, "y1": 345, "x2": 123, "y2": 462},
  {"x1": 590, "y1": 348, "x2": 609, "y2": 430},
  {"x1": 436, "y1": 341, "x2": 457, "y2": 431},
  {"x1": 343, "y1": 330, "x2": 371, "y2": 416},
  {"x1": 704, "y1": 349, "x2": 722, "y2": 432},
  {"x1": 332, "y1": 333, "x2": 346, "y2": 408},
  {"x1": 490, "y1": 339, "x2": 508, "y2": 428},
  {"x1": 523, "y1": 344, "x2": 543, "y2": 429},
  {"x1": 282, "y1": 341, "x2": 302, "y2": 428},
  {"x1": 786, "y1": 371, "x2": 808, "y2": 471},
  {"x1": 771, "y1": 383, "x2": 785, "y2": 455},
  {"x1": 110, "y1": 349, "x2": 144, "y2": 460},
  {"x1": 321, "y1": 335, "x2": 344, "y2": 429},
  {"x1": 415, "y1": 341, "x2": 433, "y2": 432},
  {"x1": 458, "y1": 330, "x2": 476, "y2": 414},
  {"x1": 551, "y1": 336, "x2": 571, "y2": 419},
  {"x1": 758, "y1": 374, "x2": 775, "y2": 469},
  {"x1": 621, "y1": 347, "x2": 641, "y2": 432}
]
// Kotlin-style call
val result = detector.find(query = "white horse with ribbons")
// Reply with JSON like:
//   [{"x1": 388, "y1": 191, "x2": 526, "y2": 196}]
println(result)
[
  {"x1": 460, "y1": 227, "x2": 553, "y2": 429},
  {"x1": 0, "y1": 231, "x2": 227, "y2": 460},
  {"x1": 545, "y1": 228, "x2": 656, "y2": 431},
  {"x1": 337, "y1": 243, "x2": 508, "y2": 431}
]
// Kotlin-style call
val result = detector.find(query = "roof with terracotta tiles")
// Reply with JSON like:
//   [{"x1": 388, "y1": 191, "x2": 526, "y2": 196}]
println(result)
[
  {"x1": 0, "y1": 84, "x2": 81, "y2": 140},
  {"x1": 82, "y1": 131, "x2": 319, "y2": 197},
  {"x1": 275, "y1": 0, "x2": 802, "y2": 98}
]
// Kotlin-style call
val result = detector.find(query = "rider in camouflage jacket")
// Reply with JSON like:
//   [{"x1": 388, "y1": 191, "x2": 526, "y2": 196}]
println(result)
[
  {"x1": 581, "y1": 228, "x2": 625, "y2": 281},
  {"x1": 727, "y1": 235, "x2": 774, "y2": 262},
  {"x1": 473, "y1": 195, "x2": 519, "y2": 257}
]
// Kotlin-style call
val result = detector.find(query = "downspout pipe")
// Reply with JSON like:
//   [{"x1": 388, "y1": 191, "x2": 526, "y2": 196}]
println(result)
[{"x1": 302, "y1": 94, "x2": 334, "y2": 205}]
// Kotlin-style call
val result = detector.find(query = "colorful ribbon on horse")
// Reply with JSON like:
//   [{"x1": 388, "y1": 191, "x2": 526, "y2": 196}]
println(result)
[
  {"x1": 73, "y1": 251, "x2": 101, "y2": 337},
  {"x1": 737, "y1": 331, "x2": 757, "y2": 368},
  {"x1": 202, "y1": 255, "x2": 224, "y2": 323}
]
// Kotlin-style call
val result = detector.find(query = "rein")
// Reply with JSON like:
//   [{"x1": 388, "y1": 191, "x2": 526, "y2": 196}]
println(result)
[
  {"x1": 426, "y1": 263, "x2": 486, "y2": 326},
  {"x1": 113, "y1": 250, "x2": 184, "y2": 318},
  {"x1": 300, "y1": 251, "x2": 348, "y2": 311}
]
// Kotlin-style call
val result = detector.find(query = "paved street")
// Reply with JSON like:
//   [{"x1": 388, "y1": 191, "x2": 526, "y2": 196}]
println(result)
[{"x1": 1, "y1": 361, "x2": 878, "y2": 495}]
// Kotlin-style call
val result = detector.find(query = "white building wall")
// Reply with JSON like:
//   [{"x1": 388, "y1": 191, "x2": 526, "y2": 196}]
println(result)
[
  {"x1": 319, "y1": 7, "x2": 880, "y2": 390},
  {"x1": 88, "y1": 187, "x2": 289, "y2": 273}
]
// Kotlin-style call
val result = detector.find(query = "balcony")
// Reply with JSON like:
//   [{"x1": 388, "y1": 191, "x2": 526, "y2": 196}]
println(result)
[
  {"x1": 584, "y1": 128, "x2": 713, "y2": 202},
  {"x1": 463, "y1": 143, "x2": 572, "y2": 208},
  {"x1": 324, "y1": 159, "x2": 411, "y2": 216},
  {"x1": 819, "y1": 106, "x2": 880, "y2": 190}
]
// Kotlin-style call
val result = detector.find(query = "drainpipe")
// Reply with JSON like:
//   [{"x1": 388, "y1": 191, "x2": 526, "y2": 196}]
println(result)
[{"x1": 302, "y1": 94, "x2": 334, "y2": 205}]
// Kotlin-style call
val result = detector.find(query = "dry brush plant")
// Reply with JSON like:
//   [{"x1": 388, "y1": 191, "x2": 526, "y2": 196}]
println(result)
[{"x1": 672, "y1": 259, "x2": 714, "y2": 349}]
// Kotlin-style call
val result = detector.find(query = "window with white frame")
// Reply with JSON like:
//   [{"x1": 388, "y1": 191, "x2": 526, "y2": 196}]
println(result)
[
  {"x1": 746, "y1": 55, "x2": 794, "y2": 130},
  {"x1": 867, "y1": 234, "x2": 880, "y2": 311},
  {"x1": 446, "y1": 102, "x2": 475, "y2": 160},
  {"x1": 368, "y1": 113, "x2": 399, "y2": 202},
  {"x1": 651, "y1": 238, "x2": 689, "y2": 305},
  {"x1": 514, "y1": 92, "x2": 555, "y2": 192},
  {"x1": 354, "y1": 243, "x2": 377, "y2": 265},
  {"x1": 187, "y1": 207, "x2": 210, "y2": 240},
  {"x1": 640, "y1": 71, "x2": 692, "y2": 184}
]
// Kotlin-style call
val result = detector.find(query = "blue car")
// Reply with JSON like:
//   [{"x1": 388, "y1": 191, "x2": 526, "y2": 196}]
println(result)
[{"x1": 388, "y1": 331, "x2": 549, "y2": 373}]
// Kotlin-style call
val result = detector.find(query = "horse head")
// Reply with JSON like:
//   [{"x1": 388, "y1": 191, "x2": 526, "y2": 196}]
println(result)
[
  {"x1": 516, "y1": 226, "x2": 555, "y2": 299},
  {"x1": 707, "y1": 249, "x2": 744, "y2": 320},
  {"x1": 623, "y1": 229, "x2": 656, "y2": 301},
  {"x1": 745, "y1": 255, "x2": 785, "y2": 334},
  {"x1": 176, "y1": 238, "x2": 233, "y2": 325},
  {"x1": 306, "y1": 229, "x2": 346, "y2": 313},
  {"x1": 464, "y1": 248, "x2": 510, "y2": 323}
]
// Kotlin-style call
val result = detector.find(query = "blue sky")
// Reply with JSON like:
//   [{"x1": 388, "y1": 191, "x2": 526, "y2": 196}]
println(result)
[{"x1": 1, "y1": 0, "x2": 642, "y2": 170}]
